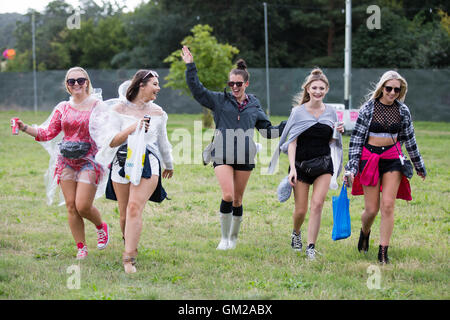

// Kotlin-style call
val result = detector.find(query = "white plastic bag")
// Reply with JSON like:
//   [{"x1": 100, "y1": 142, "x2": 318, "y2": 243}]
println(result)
[{"x1": 124, "y1": 123, "x2": 146, "y2": 186}]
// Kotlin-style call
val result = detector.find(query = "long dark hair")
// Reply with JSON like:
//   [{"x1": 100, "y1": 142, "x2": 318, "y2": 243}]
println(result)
[
  {"x1": 229, "y1": 59, "x2": 250, "y2": 82},
  {"x1": 126, "y1": 69, "x2": 159, "y2": 101}
]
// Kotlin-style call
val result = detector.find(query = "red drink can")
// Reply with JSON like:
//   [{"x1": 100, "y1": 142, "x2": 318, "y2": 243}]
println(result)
[{"x1": 11, "y1": 117, "x2": 19, "y2": 135}]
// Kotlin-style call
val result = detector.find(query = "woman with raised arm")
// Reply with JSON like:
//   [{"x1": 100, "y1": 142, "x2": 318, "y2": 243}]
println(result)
[
  {"x1": 13, "y1": 67, "x2": 109, "y2": 260},
  {"x1": 344, "y1": 70, "x2": 426, "y2": 264},
  {"x1": 181, "y1": 46, "x2": 286, "y2": 250},
  {"x1": 94, "y1": 69, "x2": 173, "y2": 273}
]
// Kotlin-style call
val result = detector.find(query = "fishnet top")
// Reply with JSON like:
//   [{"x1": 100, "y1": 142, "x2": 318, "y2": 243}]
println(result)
[{"x1": 369, "y1": 99, "x2": 401, "y2": 134}]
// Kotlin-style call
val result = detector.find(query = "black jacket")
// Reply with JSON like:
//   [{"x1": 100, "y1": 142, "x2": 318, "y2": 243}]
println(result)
[{"x1": 186, "y1": 62, "x2": 286, "y2": 165}]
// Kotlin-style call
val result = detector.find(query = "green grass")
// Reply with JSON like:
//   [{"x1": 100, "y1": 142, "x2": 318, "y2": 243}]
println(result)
[{"x1": 0, "y1": 110, "x2": 449, "y2": 300}]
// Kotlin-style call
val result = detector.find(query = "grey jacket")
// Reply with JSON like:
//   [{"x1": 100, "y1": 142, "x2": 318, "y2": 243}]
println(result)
[{"x1": 186, "y1": 62, "x2": 286, "y2": 165}]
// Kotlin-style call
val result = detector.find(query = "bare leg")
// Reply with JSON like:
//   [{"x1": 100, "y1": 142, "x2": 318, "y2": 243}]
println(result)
[
  {"x1": 292, "y1": 181, "x2": 310, "y2": 234},
  {"x1": 124, "y1": 176, "x2": 158, "y2": 254},
  {"x1": 60, "y1": 179, "x2": 85, "y2": 245},
  {"x1": 361, "y1": 181, "x2": 381, "y2": 235},
  {"x1": 75, "y1": 181, "x2": 102, "y2": 227},
  {"x1": 214, "y1": 165, "x2": 235, "y2": 202},
  {"x1": 113, "y1": 181, "x2": 130, "y2": 237},
  {"x1": 306, "y1": 174, "x2": 332, "y2": 245},
  {"x1": 379, "y1": 171, "x2": 402, "y2": 246},
  {"x1": 232, "y1": 170, "x2": 252, "y2": 207}
]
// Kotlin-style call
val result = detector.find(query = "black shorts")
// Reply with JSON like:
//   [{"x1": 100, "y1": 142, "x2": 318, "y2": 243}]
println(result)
[
  {"x1": 359, "y1": 144, "x2": 403, "y2": 176},
  {"x1": 289, "y1": 159, "x2": 334, "y2": 185},
  {"x1": 213, "y1": 162, "x2": 254, "y2": 171}
]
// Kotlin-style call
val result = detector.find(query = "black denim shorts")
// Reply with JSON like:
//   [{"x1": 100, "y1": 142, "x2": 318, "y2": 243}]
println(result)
[
  {"x1": 213, "y1": 162, "x2": 255, "y2": 171},
  {"x1": 291, "y1": 160, "x2": 334, "y2": 185},
  {"x1": 359, "y1": 144, "x2": 403, "y2": 175}
]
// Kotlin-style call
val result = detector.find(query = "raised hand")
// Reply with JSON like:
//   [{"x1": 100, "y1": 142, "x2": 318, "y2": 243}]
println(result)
[{"x1": 181, "y1": 45, "x2": 194, "y2": 64}]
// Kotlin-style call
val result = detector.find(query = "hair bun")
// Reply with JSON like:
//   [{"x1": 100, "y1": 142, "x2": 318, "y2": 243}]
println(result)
[
  {"x1": 311, "y1": 68, "x2": 323, "y2": 76},
  {"x1": 236, "y1": 59, "x2": 247, "y2": 70}
]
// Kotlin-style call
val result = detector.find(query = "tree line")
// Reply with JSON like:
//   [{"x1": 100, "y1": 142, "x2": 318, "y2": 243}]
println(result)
[{"x1": 1, "y1": 0, "x2": 449, "y2": 72}]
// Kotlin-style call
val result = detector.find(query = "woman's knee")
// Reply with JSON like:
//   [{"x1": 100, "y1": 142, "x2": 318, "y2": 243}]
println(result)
[
  {"x1": 293, "y1": 208, "x2": 307, "y2": 219},
  {"x1": 66, "y1": 201, "x2": 78, "y2": 216},
  {"x1": 222, "y1": 192, "x2": 233, "y2": 203},
  {"x1": 75, "y1": 202, "x2": 92, "y2": 217},
  {"x1": 381, "y1": 199, "x2": 396, "y2": 217},
  {"x1": 310, "y1": 198, "x2": 325, "y2": 215},
  {"x1": 126, "y1": 201, "x2": 143, "y2": 219}
]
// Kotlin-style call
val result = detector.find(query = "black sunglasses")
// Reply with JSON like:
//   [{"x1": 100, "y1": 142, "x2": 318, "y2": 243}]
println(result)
[
  {"x1": 67, "y1": 78, "x2": 87, "y2": 86},
  {"x1": 227, "y1": 81, "x2": 244, "y2": 88},
  {"x1": 384, "y1": 86, "x2": 401, "y2": 93}
]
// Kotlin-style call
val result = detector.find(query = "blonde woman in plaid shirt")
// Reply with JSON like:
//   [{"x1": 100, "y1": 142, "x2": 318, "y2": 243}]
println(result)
[{"x1": 344, "y1": 70, "x2": 426, "y2": 264}]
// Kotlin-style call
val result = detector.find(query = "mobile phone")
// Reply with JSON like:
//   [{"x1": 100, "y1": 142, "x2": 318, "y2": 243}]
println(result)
[{"x1": 143, "y1": 115, "x2": 151, "y2": 132}]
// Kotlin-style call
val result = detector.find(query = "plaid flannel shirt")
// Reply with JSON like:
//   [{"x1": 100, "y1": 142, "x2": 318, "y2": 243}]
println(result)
[{"x1": 345, "y1": 99, "x2": 427, "y2": 176}]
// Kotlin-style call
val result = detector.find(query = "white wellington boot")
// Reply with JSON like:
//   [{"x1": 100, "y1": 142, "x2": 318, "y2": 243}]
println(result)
[
  {"x1": 216, "y1": 213, "x2": 232, "y2": 250},
  {"x1": 228, "y1": 216, "x2": 243, "y2": 250}
]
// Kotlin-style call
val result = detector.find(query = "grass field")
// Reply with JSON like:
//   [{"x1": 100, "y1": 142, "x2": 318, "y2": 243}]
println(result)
[{"x1": 0, "y1": 110, "x2": 449, "y2": 300}]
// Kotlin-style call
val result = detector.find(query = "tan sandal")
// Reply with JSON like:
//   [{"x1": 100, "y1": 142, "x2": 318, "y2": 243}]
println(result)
[{"x1": 123, "y1": 250, "x2": 138, "y2": 274}]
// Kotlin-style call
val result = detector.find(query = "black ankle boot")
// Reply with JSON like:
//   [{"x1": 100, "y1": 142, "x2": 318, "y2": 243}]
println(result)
[
  {"x1": 357, "y1": 229, "x2": 370, "y2": 252},
  {"x1": 378, "y1": 245, "x2": 389, "y2": 264}
]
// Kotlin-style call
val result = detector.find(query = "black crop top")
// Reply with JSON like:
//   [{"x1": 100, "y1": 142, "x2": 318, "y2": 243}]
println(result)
[
  {"x1": 369, "y1": 99, "x2": 401, "y2": 134},
  {"x1": 295, "y1": 123, "x2": 332, "y2": 161}
]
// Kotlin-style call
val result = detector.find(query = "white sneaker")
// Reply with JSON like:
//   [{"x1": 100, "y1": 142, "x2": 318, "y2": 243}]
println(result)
[{"x1": 305, "y1": 245, "x2": 321, "y2": 260}]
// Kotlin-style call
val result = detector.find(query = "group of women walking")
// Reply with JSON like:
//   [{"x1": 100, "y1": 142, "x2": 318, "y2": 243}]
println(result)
[{"x1": 13, "y1": 46, "x2": 426, "y2": 273}]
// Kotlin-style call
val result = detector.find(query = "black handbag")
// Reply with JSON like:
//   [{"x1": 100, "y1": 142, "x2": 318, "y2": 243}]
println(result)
[
  {"x1": 116, "y1": 144, "x2": 128, "y2": 167},
  {"x1": 58, "y1": 141, "x2": 91, "y2": 159},
  {"x1": 401, "y1": 159, "x2": 414, "y2": 179},
  {"x1": 297, "y1": 155, "x2": 331, "y2": 176}
]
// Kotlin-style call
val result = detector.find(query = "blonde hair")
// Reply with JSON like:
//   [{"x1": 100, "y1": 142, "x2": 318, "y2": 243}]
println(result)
[
  {"x1": 367, "y1": 70, "x2": 408, "y2": 102},
  {"x1": 64, "y1": 66, "x2": 94, "y2": 95},
  {"x1": 293, "y1": 68, "x2": 329, "y2": 106}
]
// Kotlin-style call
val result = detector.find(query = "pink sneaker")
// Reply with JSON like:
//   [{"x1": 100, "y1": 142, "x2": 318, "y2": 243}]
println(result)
[
  {"x1": 97, "y1": 222, "x2": 110, "y2": 250},
  {"x1": 76, "y1": 244, "x2": 88, "y2": 260}
]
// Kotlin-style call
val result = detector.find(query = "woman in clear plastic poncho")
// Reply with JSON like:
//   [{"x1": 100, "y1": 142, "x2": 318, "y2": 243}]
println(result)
[
  {"x1": 92, "y1": 70, "x2": 174, "y2": 274},
  {"x1": 14, "y1": 67, "x2": 110, "y2": 260}
]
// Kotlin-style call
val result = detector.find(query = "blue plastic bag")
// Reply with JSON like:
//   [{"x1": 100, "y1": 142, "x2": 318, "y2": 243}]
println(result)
[{"x1": 332, "y1": 184, "x2": 351, "y2": 241}]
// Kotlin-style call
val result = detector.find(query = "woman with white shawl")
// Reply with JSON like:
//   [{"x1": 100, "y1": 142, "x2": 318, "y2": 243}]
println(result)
[
  {"x1": 92, "y1": 70, "x2": 173, "y2": 274},
  {"x1": 268, "y1": 68, "x2": 344, "y2": 260}
]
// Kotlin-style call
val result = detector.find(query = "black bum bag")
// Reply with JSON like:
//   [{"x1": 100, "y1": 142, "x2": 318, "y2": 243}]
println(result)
[
  {"x1": 297, "y1": 155, "x2": 331, "y2": 176},
  {"x1": 116, "y1": 144, "x2": 128, "y2": 167},
  {"x1": 59, "y1": 141, "x2": 91, "y2": 159}
]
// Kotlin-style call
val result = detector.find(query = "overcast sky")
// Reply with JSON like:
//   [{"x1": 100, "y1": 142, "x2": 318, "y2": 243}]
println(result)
[{"x1": 0, "y1": 0, "x2": 147, "y2": 14}]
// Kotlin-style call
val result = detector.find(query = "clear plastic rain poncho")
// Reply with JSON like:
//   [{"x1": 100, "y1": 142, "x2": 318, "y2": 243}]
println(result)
[
  {"x1": 91, "y1": 81, "x2": 173, "y2": 181},
  {"x1": 35, "y1": 89, "x2": 108, "y2": 205}
]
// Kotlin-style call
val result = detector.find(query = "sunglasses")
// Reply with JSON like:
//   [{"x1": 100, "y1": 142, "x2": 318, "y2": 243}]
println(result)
[
  {"x1": 384, "y1": 86, "x2": 401, "y2": 93},
  {"x1": 66, "y1": 78, "x2": 87, "y2": 86},
  {"x1": 227, "y1": 81, "x2": 244, "y2": 88},
  {"x1": 142, "y1": 70, "x2": 159, "y2": 81}
]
